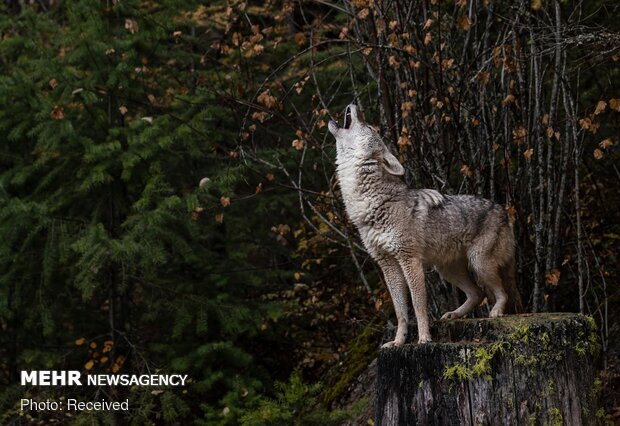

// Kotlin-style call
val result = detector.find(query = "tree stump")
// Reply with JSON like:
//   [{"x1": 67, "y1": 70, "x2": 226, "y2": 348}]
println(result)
[{"x1": 376, "y1": 313, "x2": 601, "y2": 426}]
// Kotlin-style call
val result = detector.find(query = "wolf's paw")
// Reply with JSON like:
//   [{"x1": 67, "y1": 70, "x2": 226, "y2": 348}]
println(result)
[
  {"x1": 489, "y1": 309, "x2": 504, "y2": 318},
  {"x1": 381, "y1": 339, "x2": 405, "y2": 349},
  {"x1": 417, "y1": 335, "x2": 432, "y2": 344},
  {"x1": 440, "y1": 311, "x2": 462, "y2": 320}
]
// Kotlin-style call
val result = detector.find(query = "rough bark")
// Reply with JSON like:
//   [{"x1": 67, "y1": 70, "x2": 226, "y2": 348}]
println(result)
[{"x1": 376, "y1": 313, "x2": 600, "y2": 426}]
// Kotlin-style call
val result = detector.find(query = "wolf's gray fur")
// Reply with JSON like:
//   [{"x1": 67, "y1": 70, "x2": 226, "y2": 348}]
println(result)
[{"x1": 329, "y1": 104, "x2": 522, "y2": 346}]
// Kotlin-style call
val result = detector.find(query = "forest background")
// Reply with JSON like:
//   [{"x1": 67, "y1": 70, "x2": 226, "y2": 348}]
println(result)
[{"x1": 0, "y1": 0, "x2": 619, "y2": 424}]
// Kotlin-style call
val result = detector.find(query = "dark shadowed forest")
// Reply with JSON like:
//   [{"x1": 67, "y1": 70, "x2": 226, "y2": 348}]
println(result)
[{"x1": 0, "y1": 0, "x2": 619, "y2": 424}]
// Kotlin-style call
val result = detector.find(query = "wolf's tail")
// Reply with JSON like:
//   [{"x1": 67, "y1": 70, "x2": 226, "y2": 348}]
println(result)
[{"x1": 500, "y1": 252, "x2": 523, "y2": 314}]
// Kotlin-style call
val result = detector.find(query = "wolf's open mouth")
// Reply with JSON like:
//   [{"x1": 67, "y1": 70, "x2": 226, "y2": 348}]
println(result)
[{"x1": 344, "y1": 106, "x2": 352, "y2": 129}]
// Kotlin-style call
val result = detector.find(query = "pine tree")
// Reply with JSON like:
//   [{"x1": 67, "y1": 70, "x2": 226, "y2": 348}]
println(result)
[{"x1": 0, "y1": 1, "x2": 296, "y2": 423}]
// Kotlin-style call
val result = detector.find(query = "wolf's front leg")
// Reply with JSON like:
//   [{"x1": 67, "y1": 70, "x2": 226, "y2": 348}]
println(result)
[
  {"x1": 398, "y1": 256, "x2": 432, "y2": 343},
  {"x1": 376, "y1": 256, "x2": 409, "y2": 348}
]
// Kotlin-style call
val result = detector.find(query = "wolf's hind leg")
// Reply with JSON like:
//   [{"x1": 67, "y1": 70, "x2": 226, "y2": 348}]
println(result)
[
  {"x1": 469, "y1": 255, "x2": 507, "y2": 318},
  {"x1": 437, "y1": 265, "x2": 483, "y2": 320},
  {"x1": 376, "y1": 256, "x2": 409, "y2": 348}
]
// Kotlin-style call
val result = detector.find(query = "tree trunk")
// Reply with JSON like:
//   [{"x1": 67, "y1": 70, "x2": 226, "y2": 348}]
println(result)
[{"x1": 376, "y1": 313, "x2": 600, "y2": 425}]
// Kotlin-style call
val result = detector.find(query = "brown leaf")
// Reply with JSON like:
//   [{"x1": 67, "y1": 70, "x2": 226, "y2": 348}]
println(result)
[
  {"x1": 593, "y1": 148, "x2": 604, "y2": 160},
  {"x1": 397, "y1": 134, "x2": 411, "y2": 147},
  {"x1": 424, "y1": 32, "x2": 432, "y2": 46},
  {"x1": 523, "y1": 148, "x2": 534, "y2": 160},
  {"x1": 506, "y1": 206, "x2": 517, "y2": 221},
  {"x1": 215, "y1": 213, "x2": 224, "y2": 224},
  {"x1": 599, "y1": 138, "x2": 614, "y2": 150},
  {"x1": 357, "y1": 8, "x2": 369, "y2": 19},
  {"x1": 441, "y1": 58, "x2": 455, "y2": 70},
  {"x1": 75, "y1": 337, "x2": 86, "y2": 346},
  {"x1": 609, "y1": 98, "x2": 620, "y2": 112},
  {"x1": 291, "y1": 139, "x2": 305, "y2": 150},
  {"x1": 545, "y1": 269, "x2": 561, "y2": 286},
  {"x1": 403, "y1": 44, "x2": 416, "y2": 55},
  {"x1": 594, "y1": 100, "x2": 607, "y2": 115},
  {"x1": 460, "y1": 164, "x2": 473, "y2": 177},
  {"x1": 423, "y1": 19, "x2": 433, "y2": 30},
  {"x1": 388, "y1": 55, "x2": 400, "y2": 69},
  {"x1": 84, "y1": 360, "x2": 95, "y2": 370},
  {"x1": 544, "y1": 127, "x2": 553, "y2": 138},
  {"x1": 49, "y1": 79, "x2": 58, "y2": 89},
  {"x1": 251, "y1": 111, "x2": 268, "y2": 123},
  {"x1": 125, "y1": 18, "x2": 139, "y2": 34},
  {"x1": 531, "y1": 0, "x2": 542, "y2": 10},
  {"x1": 477, "y1": 71, "x2": 490, "y2": 86},
  {"x1": 266, "y1": 173, "x2": 275, "y2": 181},
  {"x1": 375, "y1": 298, "x2": 383, "y2": 311},
  {"x1": 257, "y1": 90, "x2": 278, "y2": 109},
  {"x1": 294, "y1": 32, "x2": 306, "y2": 46},
  {"x1": 512, "y1": 126, "x2": 527, "y2": 144},
  {"x1": 119, "y1": 105, "x2": 128, "y2": 115},
  {"x1": 457, "y1": 15, "x2": 471, "y2": 31},
  {"x1": 51, "y1": 105, "x2": 65, "y2": 120},
  {"x1": 220, "y1": 196, "x2": 231, "y2": 207},
  {"x1": 502, "y1": 94, "x2": 515, "y2": 105}
]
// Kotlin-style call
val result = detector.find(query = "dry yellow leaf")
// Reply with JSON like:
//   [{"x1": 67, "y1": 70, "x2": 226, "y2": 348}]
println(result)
[
  {"x1": 291, "y1": 139, "x2": 305, "y2": 150},
  {"x1": 546, "y1": 127, "x2": 554, "y2": 138},
  {"x1": 460, "y1": 164, "x2": 473, "y2": 177},
  {"x1": 599, "y1": 138, "x2": 614, "y2": 149},
  {"x1": 593, "y1": 148, "x2": 603, "y2": 160},
  {"x1": 545, "y1": 269, "x2": 561, "y2": 286},
  {"x1": 388, "y1": 55, "x2": 400, "y2": 69},
  {"x1": 357, "y1": 8, "x2": 369, "y2": 19},
  {"x1": 594, "y1": 100, "x2": 607, "y2": 115}
]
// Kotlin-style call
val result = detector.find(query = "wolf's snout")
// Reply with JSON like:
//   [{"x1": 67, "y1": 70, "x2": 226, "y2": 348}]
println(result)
[{"x1": 328, "y1": 120, "x2": 339, "y2": 135}]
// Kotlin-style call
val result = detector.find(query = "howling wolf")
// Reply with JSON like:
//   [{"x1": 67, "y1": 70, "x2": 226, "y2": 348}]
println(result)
[{"x1": 328, "y1": 104, "x2": 522, "y2": 347}]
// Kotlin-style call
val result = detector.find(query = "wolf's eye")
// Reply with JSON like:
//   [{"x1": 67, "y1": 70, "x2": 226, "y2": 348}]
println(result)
[{"x1": 344, "y1": 107, "x2": 352, "y2": 129}]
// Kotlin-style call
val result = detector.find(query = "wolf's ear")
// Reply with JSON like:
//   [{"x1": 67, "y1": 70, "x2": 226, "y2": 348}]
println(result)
[{"x1": 382, "y1": 144, "x2": 405, "y2": 176}]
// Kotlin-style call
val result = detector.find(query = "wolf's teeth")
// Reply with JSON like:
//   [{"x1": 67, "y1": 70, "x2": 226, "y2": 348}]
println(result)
[{"x1": 344, "y1": 107, "x2": 352, "y2": 129}]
